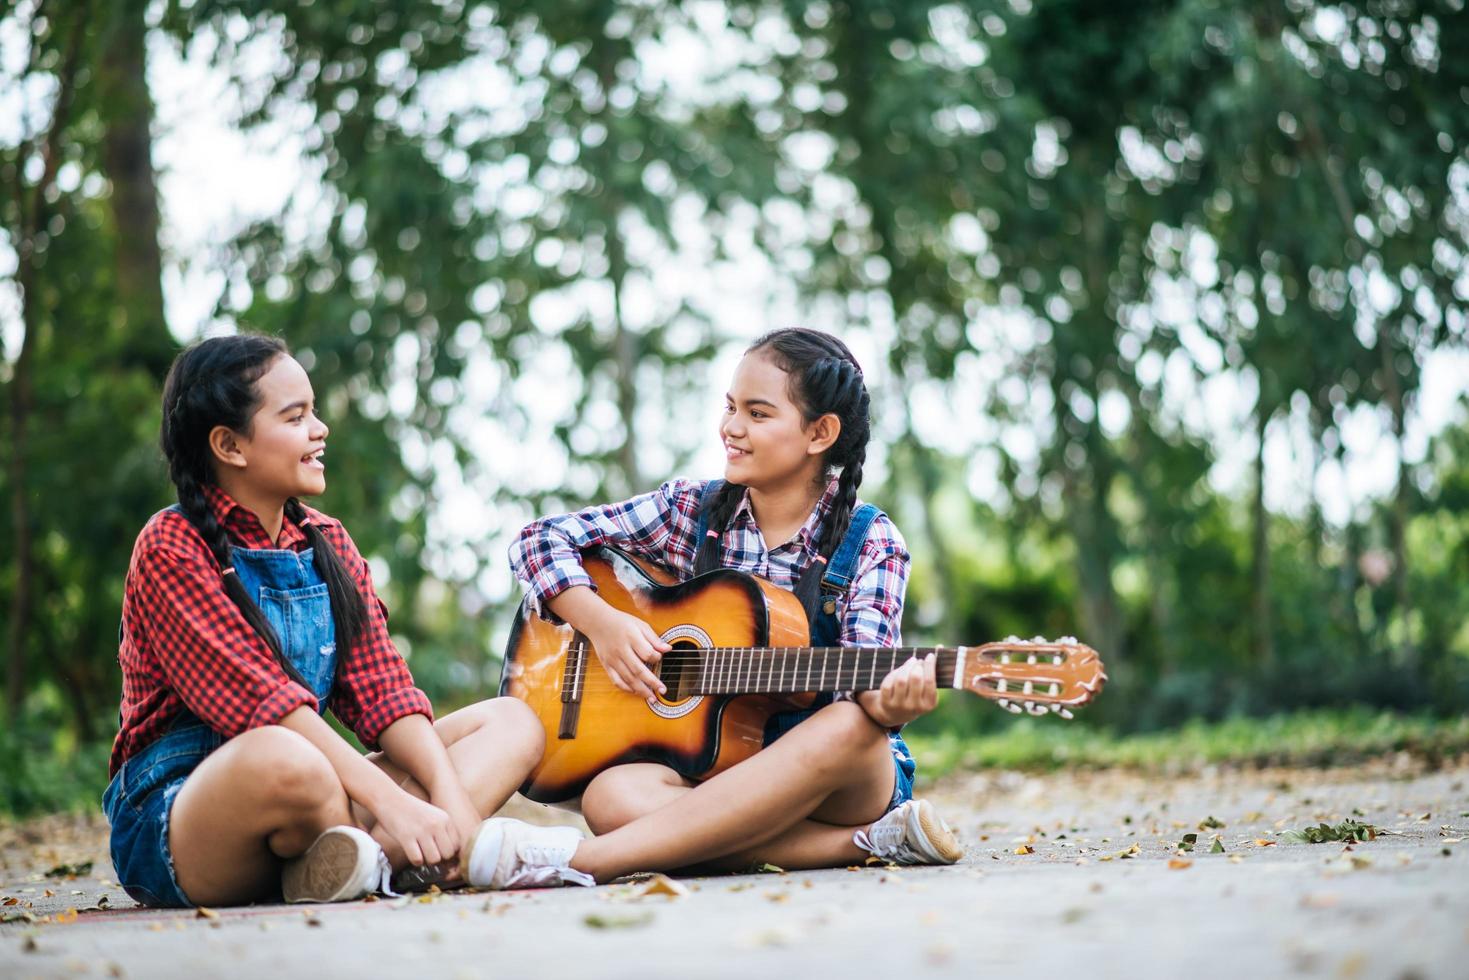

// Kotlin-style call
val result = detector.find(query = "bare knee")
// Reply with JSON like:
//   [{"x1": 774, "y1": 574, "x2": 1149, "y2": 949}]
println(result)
[
  {"x1": 786, "y1": 702, "x2": 887, "y2": 780},
  {"x1": 582, "y1": 767, "x2": 673, "y2": 835},
  {"x1": 457, "y1": 697, "x2": 546, "y2": 768},
  {"x1": 229, "y1": 726, "x2": 339, "y2": 815}
]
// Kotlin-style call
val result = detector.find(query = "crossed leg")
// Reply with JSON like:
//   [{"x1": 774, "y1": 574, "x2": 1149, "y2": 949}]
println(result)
[
  {"x1": 167, "y1": 696, "x2": 544, "y2": 905},
  {"x1": 571, "y1": 701, "x2": 897, "y2": 881}
]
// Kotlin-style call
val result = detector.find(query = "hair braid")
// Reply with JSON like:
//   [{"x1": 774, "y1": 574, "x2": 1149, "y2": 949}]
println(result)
[
  {"x1": 693, "y1": 480, "x2": 748, "y2": 576},
  {"x1": 284, "y1": 497, "x2": 367, "y2": 661},
  {"x1": 738, "y1": 330, "x2": 875, "y2": 625},
  {"x1": 158, "y1": 333, "x2": 317, "y2": 691}
]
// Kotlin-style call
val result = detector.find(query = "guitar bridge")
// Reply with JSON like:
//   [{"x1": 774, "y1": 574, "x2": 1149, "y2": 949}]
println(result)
[{"x1": 559, "y1": 633, "x2": 588, "y2": 739}]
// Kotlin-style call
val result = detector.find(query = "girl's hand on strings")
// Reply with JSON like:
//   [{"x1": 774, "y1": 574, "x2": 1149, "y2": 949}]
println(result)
[
  {"x1": 371, "y1": 790, "x2": 460, "y2": 868},
  {"x1": 585, "y1": 606, "x2": 671, "y2": 699},
  {"x1": 867, "y1": 652, "x2": 938, "y2": 728}
]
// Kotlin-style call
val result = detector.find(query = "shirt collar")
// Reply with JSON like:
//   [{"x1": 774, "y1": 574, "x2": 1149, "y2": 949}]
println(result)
[
  {"x1": 730, "y1": 477, "x2": 842, "y2": 550},
  {"x1": 202, "y1": 485, "x2": 333, "y2": 550}
]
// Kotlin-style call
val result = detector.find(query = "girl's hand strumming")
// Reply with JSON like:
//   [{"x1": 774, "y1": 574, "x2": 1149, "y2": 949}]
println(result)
[{"x1": 585, "y1": 606, "x2": 672, "y2": 700}]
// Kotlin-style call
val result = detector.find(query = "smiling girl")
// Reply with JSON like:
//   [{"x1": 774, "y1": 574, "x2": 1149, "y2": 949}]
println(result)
[
  {"x1": 458, "y1": 328, "x2": 961, "y2": 889},
  {"x1": 105, "y1": 334, "x2": 544, "y2": 907}
]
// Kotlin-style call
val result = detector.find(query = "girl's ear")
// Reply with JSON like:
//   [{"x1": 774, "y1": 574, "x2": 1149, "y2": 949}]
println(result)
[
  {"x1": 806, "y1": 413, "x2": 842, "y2": 456},
  {"x1": 209, "y1": 425, "x2": 248, "y2": 470}
]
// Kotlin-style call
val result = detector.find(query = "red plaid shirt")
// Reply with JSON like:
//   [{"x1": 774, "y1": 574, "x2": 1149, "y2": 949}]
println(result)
[{"x1": 110, "y1": 486, "x2": 432, "y2": 775}]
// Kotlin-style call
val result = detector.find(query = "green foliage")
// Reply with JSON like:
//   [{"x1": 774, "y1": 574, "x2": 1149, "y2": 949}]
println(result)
[
  {"x1": 906, "y1": 708, "x2": 1469, "y2": 778},
  {"x1": 2, "y1": 1, "x2": 1468, "y2": 789},
  {"x1": 1278, "y1": 819, "x2": 1380, "y2": 845}
]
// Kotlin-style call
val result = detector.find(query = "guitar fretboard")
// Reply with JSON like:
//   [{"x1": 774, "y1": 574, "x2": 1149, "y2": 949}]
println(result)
[{"x1": 670, "y1": 647, "x2": 961, "y2": 695}]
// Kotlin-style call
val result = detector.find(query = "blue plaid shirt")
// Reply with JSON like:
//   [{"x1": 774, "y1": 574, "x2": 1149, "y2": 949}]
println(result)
[{"x1": 508, "y1": 478, "x2": 910, "y2": 648}]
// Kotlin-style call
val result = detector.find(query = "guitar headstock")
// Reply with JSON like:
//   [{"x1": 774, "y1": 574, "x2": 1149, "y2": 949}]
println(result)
[{"x1": 955, "y1": 636, "x2": 1107, "y2": 719}]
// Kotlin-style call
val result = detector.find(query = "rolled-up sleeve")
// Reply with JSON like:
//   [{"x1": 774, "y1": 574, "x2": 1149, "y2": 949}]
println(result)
[
  {"x1": 508, "y1": 481, "x2": 692, "y2": 615},
  {"x1": 134, "y1": 546, "x2": 319, "y2": 737},
  {"x1": 839, "y1": 525, "x2": 910, "y2": 649}
]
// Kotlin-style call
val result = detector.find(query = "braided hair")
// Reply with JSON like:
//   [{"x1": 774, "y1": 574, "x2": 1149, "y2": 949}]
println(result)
[
  {"x1": 159, "y1": 335, "x2": 368, "y2": 690},
  {"x1": 693, "y1": 328, "x2": 872, "y2": 624}
]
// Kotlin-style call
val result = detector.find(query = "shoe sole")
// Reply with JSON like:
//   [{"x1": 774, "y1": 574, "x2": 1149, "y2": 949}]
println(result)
[
  {"x1": 283, "y1": 829, "x2": 373, "y2": 903},
  {"x1": 911, "y1": 800, "x2": 965, "y2": 864}
]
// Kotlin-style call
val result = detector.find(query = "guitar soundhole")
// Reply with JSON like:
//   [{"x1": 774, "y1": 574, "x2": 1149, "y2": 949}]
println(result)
[{"x1": 658, "y1": 639, "x2": 699, "y2": 702}]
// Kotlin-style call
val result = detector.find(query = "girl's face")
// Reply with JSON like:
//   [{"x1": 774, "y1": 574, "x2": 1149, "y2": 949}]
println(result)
[
  {"x1": 721, "y1": 348, "x2": 834, "y2": 491},
  {"x1": 221, "y1": 355, "x2": 329, "y2": 501}
]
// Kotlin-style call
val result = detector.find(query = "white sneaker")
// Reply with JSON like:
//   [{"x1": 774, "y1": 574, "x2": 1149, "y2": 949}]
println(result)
[
  {"x1": 461, "y1": 818, "x2": 596, "y2": 890},
  {"x1": 282, "y1": 826, "x2": 393, "y2": 903},
  {"x1": 853, "y1": 799, "x2": 964, "y2": 865}
]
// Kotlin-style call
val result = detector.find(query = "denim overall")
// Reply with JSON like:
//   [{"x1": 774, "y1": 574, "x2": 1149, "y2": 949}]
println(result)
[
  {"x1": 103, "y1": 519, "x2": 339, "y2": 908},
  {"x1": 696, "y1": 481, "x2": 917, "y2": 812}
]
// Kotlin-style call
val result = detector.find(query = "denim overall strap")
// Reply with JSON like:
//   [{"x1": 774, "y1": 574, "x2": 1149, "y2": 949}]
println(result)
[
  {"x1": 693, "y1": 479, "x2": 726, "y2": 546},
  {"x1": 228, "y1": 545, "x2": 338, "y2": 706},
  {"x1": 811, "y1": 503, "x2": 882, "y2": 647}
]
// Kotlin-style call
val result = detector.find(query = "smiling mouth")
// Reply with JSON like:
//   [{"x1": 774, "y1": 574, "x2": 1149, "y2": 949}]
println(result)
[{"x1": 302, "y1": 449, "x2": 325, "y2": 467}]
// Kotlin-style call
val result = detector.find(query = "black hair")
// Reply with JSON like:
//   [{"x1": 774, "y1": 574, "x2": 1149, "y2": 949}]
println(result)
[
  {"x1": 159, "y1": 334, "x2": 368, "y2": 689},
  {"x1": 693, "y1": 328, "x2": 872, "y2": 624}
]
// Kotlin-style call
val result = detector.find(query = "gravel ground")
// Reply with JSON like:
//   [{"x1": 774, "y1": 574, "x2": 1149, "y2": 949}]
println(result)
[{"x1": 2, "y1": 757, "x2": 1465, "y2": 979}]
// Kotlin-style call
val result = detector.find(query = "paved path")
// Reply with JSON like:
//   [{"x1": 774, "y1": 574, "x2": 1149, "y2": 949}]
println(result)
[{"x1": 2, "y1": 759, "x2": 1465, "y2": 979}]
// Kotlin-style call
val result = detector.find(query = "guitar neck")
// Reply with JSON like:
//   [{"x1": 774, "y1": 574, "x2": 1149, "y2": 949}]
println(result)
[{"x1": 678, "y1": 646, "x2": 961, "y2": 696}]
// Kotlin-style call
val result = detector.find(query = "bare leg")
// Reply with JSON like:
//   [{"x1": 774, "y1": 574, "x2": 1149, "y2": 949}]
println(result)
[
  {"x1": 352, "y1": 697, "x2": 546, "y2": 866},
  {"x1": 574, "y1": 701, "x2": 896, "y2": 881},
  {"x1": 581, "y1": 764, "x2": 875, "y2": 873},
  {"x1": 168, "y1": 727, "x2": 354, "y2": 906}
]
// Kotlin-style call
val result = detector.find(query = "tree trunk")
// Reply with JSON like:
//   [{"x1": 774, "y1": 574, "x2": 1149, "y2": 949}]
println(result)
[
  {"x1": 6, "y1": 273, "x2": 39, "y2": 721},
  {"x1": 6, "y1": 3, "x2": 89, "y2": 720},
  {"x1": 1251, "y1": 399, "x2": 1275, "y2": 670},
  {"x1": 1376, "y1": 328, "x2": 1413, "y2": 667},
  {"x1": 99, "y1": 0, "x2": 173, "y2": 375}
]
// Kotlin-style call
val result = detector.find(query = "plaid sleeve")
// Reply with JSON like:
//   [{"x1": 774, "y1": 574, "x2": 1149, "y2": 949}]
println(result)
[
  {"x1": 837, "y1": 516, "x2": 910, "y2": 649},
  {"x1": 316, "y1": 522, "x2": 433, "y2": 750},
  {"x1": 132, "y1": 543, "x2": 318, "y2": 737},
  {"x1": 508, "y1": 480, "x2": 703, "y2": 614}
]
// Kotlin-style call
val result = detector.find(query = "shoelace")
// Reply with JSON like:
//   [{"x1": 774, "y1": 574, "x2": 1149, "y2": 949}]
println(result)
[
  {"x1": 854, "y1": 815, "x2": 924, "y2": 863},
  {"x1": 375, "y1": 848, "x2": 401, "y2": 898}
]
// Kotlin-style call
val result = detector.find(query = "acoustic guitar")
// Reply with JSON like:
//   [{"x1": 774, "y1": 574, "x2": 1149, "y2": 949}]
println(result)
[{"x1": 500, "y1": 546, "x2": 1107, "y2": 804}]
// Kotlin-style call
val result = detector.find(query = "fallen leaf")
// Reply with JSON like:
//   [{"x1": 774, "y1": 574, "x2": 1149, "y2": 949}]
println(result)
[
  {"x1": 1167, "y1": 858, "x2": 1193, "y2": 870},
  {"x1": 43, "y1": 862, "x2": 94, "y2": 879},
  {"x1": 584, "y1": 911, "x2": 654, "y2": 930},
  {"x1": 1199, "y1": 816, "x2": 1226, "y2": 830},
  {"x1": 53, "y1": 908, "x2": 78, "y2": 924},
  {"x1": 1210, "y1": 837, "x2": 1225, "y2": 854},
  {"x1": 1176, "y1": 833, "x2": 1198, "y2": 853},
  {"x1": 195, "y1": 907, "x2": 221, "y2": 920},
  {"x1": 1014, "y1": 845, "x2": 1035, "y2": 855},
  {"x1": 635, "y1": 874, "x2": 690, "y2": 900},
  {"x1": 756, "y1": 863, "x2": 787, "y2": 874},
  {"x1": 1253, "y1": 839, "x2": 1276, "y2": 847}
]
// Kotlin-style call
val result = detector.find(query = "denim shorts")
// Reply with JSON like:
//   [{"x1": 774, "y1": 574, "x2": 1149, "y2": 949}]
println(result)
[
  {"x1": 762, "y1": 706, "x2": 917, "y2": 813},
  {"x1": 102, "y1": 722, "x2": 223, "y2": 908}
]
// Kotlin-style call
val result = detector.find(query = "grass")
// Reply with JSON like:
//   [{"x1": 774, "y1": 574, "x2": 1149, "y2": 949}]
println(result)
[
  {"x1": 4, "y1": 708, "x2": 1467, "y2": 819},
  {"x1": 905, "y1": 708, "x2": 1469, "y2": 778}
]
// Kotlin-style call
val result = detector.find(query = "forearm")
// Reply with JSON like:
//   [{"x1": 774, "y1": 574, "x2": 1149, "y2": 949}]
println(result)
[
  {"x1": 856, "y1": 690, "x2": 902, "y2": 729},
  {"x1": 545, "y1": 585, "x2": 613, "y2": 633},
  {"x1": 376, "y1": 713, "x2": 459, "y2": 799},
  {"x1": 276, "y1": 706, "x2": 403, "y2": 814}
]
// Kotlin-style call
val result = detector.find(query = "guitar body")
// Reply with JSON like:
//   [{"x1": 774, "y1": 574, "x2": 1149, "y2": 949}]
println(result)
[{"x1": 500, "y1": 547, "x2": 814, "y2": 804}]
